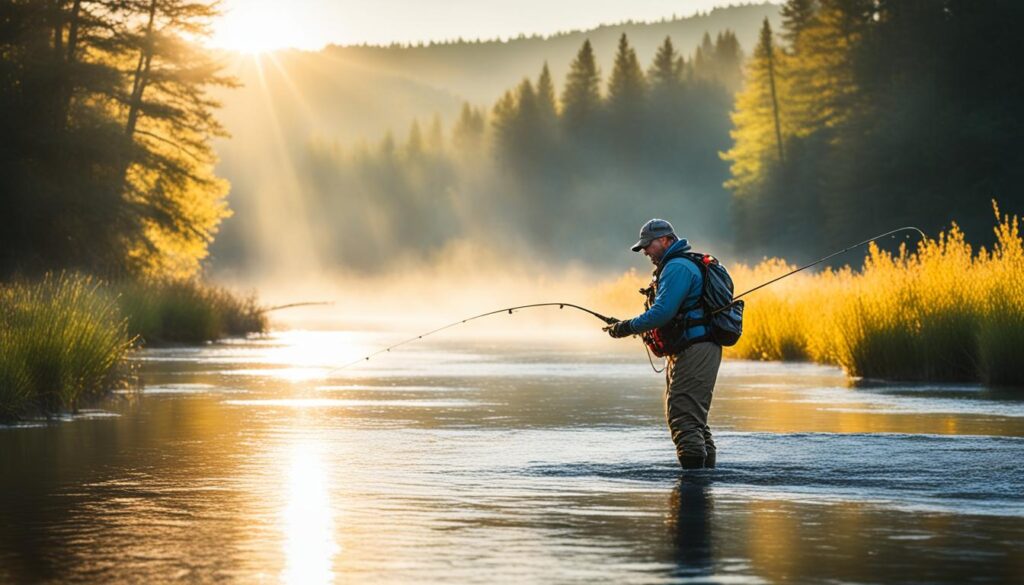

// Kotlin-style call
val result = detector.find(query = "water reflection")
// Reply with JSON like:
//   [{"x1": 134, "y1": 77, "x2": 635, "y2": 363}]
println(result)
[
  {"x1": 1, "y1": 335, "x2": 1022, "y2": 583},
  {"x1": 281, "y1": 442, "x2": 338, "y2": 584},
  {"x1": 668, "y1": 476, "x2": 714, "y2": 580}
]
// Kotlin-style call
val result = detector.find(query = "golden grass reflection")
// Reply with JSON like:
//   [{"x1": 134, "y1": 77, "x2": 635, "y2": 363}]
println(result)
[{"x1": 281, "y1": 443, "x2": 339, "y2": 585}]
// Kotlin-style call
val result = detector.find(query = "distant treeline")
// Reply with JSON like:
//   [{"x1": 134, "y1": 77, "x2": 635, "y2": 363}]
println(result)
[
  {"x1": 299, "y1": 32, "x2": 744, "y2": 271},
  {"x1": 726, "y1": 0, "x2": 1024, "y2": 260},
  {"x1": 0, "y1": 0, "x2": 231, "y2": 279}
]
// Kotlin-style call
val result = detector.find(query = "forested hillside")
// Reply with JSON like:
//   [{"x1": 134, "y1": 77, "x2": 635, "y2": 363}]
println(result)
[
  {"x1": 214, "y1": 31, "x2": 745, "y2": 275},
  {"x1": 211, "y1": 5, "x2": 778, "y2": 276},
  {"x1": 725, "y1": 0, "x2": 1024, "y2": 260},
  {"x1": 324, "y1": 3, "x2": 777, "y2": 104}
]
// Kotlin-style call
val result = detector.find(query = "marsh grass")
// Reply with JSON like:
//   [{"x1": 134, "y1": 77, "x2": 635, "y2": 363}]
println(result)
[
  {"x1": 594, "y1": 205, "x2": 1024, "y2": 386},
  {"x1": 0, "y1": 274, "x2": 267, "y2": 420},
  {"x1": 115, "y1": 279, "x2": 267, "y2": 345},
  {"x1": 0, "y1": 273, "x2": 132, "y2": 420}
]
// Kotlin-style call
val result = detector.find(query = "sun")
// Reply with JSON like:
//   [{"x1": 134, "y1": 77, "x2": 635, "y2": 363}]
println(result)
[{"x1": 211, "y1": 2, "x2": 303, "y2": 54}]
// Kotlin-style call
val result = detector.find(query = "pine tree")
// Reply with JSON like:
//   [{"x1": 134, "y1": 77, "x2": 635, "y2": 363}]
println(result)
[
  {"x1": 714, "y1": 30, "x2": 744, "y2": 93},
  {"x1": 723, "y1": 18, "x2": 787, "y2": 246},
  {"x1": 0, "y1": 0, "x2": 233, "y2": 277},
  {"x1": 649, "y1": 37, "x2": 682, "y2": 92},
  {"x1": 794, "y1": 0, "x2": 873, "y2": 133},
  {"x1": 608, "y1": 33, "x2": 646, "y2": 106},
  {"x1": 691, "y1": 32, "x2": 717, "y2": 83},
  {"x1": 118, "y1": 0, "x2": 236, "y2": 277},
  {"x1": 406, "y1": 120, "x2": 424, "y2": 158},
  {"x1": 491, "y1": 89, "x2": 517, "y2": 158},
  {"x1": 560, "y1": 39, "x2": 601, "y2": 137},
  {"x1": 779, "y1": 0, "x2": 820, "y2": 137},
  {"x1": 780, "y1": 0, "x2": 818, "y2": 46},
  {"x1": 607, "y1": 33, "x2": 646, "y2": 144},
  {"x1": 452, "y1": 102, "x2": 485, "y2": 154},
  {"x1": 535, "y1": 62, "x2": 557, "y2": 124},
  {"x1": 0, "y1": 1, "x2": 129, "y2": 275}
]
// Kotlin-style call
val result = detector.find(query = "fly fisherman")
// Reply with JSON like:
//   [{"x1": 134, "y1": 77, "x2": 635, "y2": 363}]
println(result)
[{"x1": 605, "y1": 219, "x2": 723, "y2": 470}]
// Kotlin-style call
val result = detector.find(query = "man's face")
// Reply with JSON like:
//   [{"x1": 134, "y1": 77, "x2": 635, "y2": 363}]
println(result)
[{"x1": 641, "y1": 236, "x2": 673, "y2": 265}]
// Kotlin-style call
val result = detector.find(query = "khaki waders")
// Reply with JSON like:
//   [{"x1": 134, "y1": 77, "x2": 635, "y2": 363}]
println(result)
[{"x1": 664, "y1": 341, "x2": 722, "y2": 469}]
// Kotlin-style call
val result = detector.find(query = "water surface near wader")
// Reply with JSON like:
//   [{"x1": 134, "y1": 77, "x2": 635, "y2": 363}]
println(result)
[{"x1": 1, "y1": 330, "x2": 1022, "y2": 583}]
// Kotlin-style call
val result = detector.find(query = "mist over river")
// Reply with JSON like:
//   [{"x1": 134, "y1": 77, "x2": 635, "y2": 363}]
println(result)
[{"x1": 1, "y1": 331, "x2": 1022, "y2": 583}]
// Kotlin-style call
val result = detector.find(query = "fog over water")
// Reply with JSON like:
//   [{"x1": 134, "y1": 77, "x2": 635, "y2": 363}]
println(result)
[{"x1": 206, "y1": 5, "x2": 780, "y2": 287}]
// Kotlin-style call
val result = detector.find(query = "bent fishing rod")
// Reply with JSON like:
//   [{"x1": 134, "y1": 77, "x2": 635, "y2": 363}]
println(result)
[
  {"x1": 327, "y1": 303, "x2": 617, "y2": 373},
  {"x1": 327, "y1": 226, "x2": 926, "y2": 373},
  {"x1": 719, "y1": 225, "x2": 926, "y2": 312}
]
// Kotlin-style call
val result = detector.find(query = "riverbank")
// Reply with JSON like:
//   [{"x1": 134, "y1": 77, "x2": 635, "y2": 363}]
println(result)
[
  {"x1": 596, "y1": 205, "x2": 1024, "y2": 387},
  {"x1": 0, "y1": 274, "x2": 266, "y2": 421}
]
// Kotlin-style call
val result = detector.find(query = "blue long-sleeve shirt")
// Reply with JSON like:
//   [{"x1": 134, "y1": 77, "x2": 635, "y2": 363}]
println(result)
[{"x1": 626, "y1": 238, "x2": 707, "y2": 340}]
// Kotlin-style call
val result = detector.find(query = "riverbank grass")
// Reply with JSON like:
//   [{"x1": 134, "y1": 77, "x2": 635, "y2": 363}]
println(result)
[
  {"x1": 730, "y1": 205, "x2": 1023, "y2": 386},
  {"x1": 0, "y1": 274, "x2": 132, "y2": 419},
  {"x1": 0, "y1": 275, "x2": 268, "y2": 420},
  {"x1": 595, "y1": 205, "x2": 1024, "y2": 386},
  {"x1": 116, "y1": 279, "x2": 266, "y2": 344}
]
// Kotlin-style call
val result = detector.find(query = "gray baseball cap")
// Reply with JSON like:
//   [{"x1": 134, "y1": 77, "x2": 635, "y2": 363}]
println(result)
[{"x1": 631, "y1": 218, "x2": 675, "y2": 252}]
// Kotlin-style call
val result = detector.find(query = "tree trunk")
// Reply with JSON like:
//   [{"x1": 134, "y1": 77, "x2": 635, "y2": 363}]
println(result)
[
  {"x1": 766, "y1": 42, "x2": 786, "y2": 164},
  {"x1": 125, "y1": 0, "x2": 157, "y2": 139},
  {"x1": 56, "y1": 0, "x2": 82, "y2": 130}
]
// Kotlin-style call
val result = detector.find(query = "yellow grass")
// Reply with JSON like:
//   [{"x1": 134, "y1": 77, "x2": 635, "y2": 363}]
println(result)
[{"x1": 591, "y1": 204, "x2": 1024, "y2": 386}]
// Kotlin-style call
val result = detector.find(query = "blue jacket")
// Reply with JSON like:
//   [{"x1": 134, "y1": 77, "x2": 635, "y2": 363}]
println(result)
[{"x1": 625, "y1": 238, "x2": 707, "y2": 340}]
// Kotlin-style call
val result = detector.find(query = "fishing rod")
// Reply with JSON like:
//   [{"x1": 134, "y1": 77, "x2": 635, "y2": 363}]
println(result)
[
  {"x1": 327, "y1": 226, "x2": 926, "y2": 373},
  {"x1": 261, "y1": 301, "x2": 334, "y2": 313},
  {"x1": 326, "y1": 303, "x2": 617, "y2": 373},
  {"x1": 630, "y1": 225, "x2": 927, "y2": 373},
  {"x1": 717, "y1": 225, "x2": 926, "y2": 313}
]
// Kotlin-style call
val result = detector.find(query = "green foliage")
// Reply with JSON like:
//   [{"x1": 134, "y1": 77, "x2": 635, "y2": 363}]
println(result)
[
  {"x1": 725, "y1": 0, "x2": 1024, "y2": 260},
  {"x1": 114, "y1": 279, "x2": 267, "y2": 345},
  {"x1": 535, "y1": 62, "x2": 558, "y2": 123},
  {"x1": 649, "y1": 37, "x2": 683, "y2": 91},
  {"x1": 560, "y1": 39, "x2": 602, "y2": 135},
  {"x1": 0, "y1": 0, "x2": 233, "y2": 280},
  {"x1": 0, "y1": 273, "x2": 132, "y2": 420},
  {"x1": 723, "y1": 19, "x2": 790, "y2": 251},
  {"x1": 0, "y1": 273, "x2": 264, "y2": 419},
  {"x1": 607, "y1": 34, "x2": 647, "y2": 114}
]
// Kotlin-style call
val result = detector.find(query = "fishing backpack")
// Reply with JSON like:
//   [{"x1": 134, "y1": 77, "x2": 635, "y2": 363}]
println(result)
[{"x1": 640, "y1": 250, "x2": 744, "y2": 357}]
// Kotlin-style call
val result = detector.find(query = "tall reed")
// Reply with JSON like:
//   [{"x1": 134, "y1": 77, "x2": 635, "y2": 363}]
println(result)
[
  {"x1": 115, "y1": 278, "x2": 266, "y2": 344},
  {"x1": 0, "y1": 273, "x2": 132, "y2": 419}
]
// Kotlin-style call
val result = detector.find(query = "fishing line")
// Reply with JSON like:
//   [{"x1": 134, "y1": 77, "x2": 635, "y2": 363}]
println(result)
[
  {"x1": 262, "y1": 301, "x2": 334, "y2": 313},
  {"x1": 719, "y1": 226, "x2": 926, "y2": 313},
  {"x1": 646, "y1": 225, "x2": 927, "y2": 374},
  {"x1": 325, "y1": 226, "x2": 926, "y2": 375},
  {"x1": 325, "y1": 303, "x2": 616, "y2": 374}
]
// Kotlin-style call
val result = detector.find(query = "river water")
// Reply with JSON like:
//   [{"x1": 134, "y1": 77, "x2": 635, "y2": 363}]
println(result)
[{"x1": 1, "y1": 330, "x2": 1022, "y2": 583}]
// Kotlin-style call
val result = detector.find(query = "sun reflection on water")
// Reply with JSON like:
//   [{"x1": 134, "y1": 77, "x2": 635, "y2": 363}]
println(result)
[
  {"x1": 281, "y1": 443, "x2": 339, "y2": 585},
  {"x1": 256, "y1": 330, "x2": 373, "y2": 381}
]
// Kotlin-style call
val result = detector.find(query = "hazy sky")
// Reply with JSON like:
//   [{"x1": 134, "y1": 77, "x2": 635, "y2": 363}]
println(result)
[{"x1": 211, "y1": 0, "x2": 764, "y2": 52}]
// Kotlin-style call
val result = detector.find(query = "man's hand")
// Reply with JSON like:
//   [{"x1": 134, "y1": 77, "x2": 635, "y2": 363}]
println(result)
[{"x1": 605, "y1": 320, "x2": 633, "y2": 338}]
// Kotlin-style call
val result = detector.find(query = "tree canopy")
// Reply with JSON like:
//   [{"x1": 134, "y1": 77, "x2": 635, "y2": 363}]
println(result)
[
  {"x1": 0, "y1": 0, "x2": 233, "y2": 279},
  {"x1": 723, "y1": 0, "x2": 1024, "y2": 259}
]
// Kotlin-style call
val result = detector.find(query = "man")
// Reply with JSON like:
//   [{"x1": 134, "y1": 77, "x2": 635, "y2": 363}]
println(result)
[{"x1": 605, "y1": 219, "x2": 723, "y2": 470}]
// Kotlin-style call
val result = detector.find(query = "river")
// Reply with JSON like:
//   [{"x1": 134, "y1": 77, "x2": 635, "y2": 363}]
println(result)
[{"x1": 1, "y1": 330, "x2": 1022, "y2": 583}]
